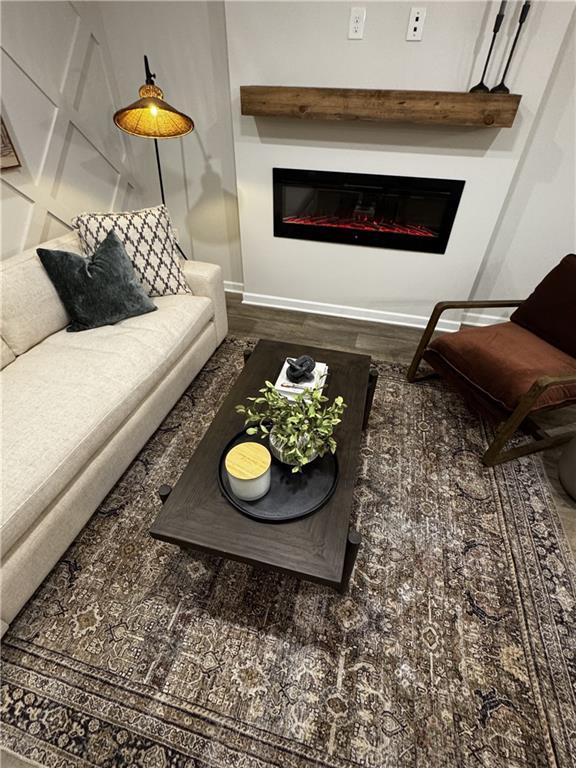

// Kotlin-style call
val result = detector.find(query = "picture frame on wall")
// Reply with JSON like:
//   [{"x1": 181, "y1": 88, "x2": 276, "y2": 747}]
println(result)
[{"x1": 1, "y1": 118, "x2": 21, "y2": 170}]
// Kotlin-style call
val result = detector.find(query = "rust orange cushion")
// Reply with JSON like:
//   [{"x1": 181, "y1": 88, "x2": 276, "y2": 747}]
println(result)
[
  {"x1": 426, "y1": 322, "x2": 576, "y2": 412},
  {"x1": 511, "y1": 254, "x2": 576, "y2": 358}
]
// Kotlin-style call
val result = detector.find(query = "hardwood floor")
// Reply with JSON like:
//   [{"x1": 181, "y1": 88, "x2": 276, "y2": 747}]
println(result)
[
  {"x1": 226, "y1": 293, "x2": 428, "y2": 360},
  {"x1": 227, "y1": 292, "x2": 576, "y2": 555}
]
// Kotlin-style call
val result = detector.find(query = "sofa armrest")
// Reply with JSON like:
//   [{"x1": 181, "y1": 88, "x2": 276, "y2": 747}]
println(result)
[{"x1": 181, "y1": 261, "x2": 228, "y2": 344}]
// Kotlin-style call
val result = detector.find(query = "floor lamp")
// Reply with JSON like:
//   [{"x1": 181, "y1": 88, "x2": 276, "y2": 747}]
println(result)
[{"x1": 113, "y1": 55, "x2": 194, "y2": 259}]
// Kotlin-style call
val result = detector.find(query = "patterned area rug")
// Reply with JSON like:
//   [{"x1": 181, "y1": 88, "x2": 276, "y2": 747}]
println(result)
[{"x1": 2, "y1": 337, "x2": 575, "y2": 768}]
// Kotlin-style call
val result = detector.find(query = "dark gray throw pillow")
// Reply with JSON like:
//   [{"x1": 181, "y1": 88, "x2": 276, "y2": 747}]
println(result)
[{"x1": 37, "y1": 229, "x2": 157, "y2": 332}]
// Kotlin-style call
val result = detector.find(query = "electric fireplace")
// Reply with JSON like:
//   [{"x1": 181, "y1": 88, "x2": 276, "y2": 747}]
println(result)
[{"x1": 273, "y1": 168, "x2": 465, "y2": 254}]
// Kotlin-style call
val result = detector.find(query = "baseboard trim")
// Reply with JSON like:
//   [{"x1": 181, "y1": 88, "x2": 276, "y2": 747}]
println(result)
[
  {"x1": 461, "y1": 311, "x2": 512, "y2": 327},
  {"x1": 237, "y1": 291, "x2": 508, "y2": 332},
  {"x1": 242, "y1": 292, "x2": 463, "y2": 332},
  {"x1": 224, "y1": 281, "x2": 244, "y2": 294}
]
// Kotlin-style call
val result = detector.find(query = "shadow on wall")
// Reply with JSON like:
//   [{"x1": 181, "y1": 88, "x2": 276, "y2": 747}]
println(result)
[
  {"x1": 185, "y1": 133, "x2": 241, "y2": 248},
  {"x1": 469, "y1": 12, "x2": 575, "y2": 300},
  {"x1": 246, "y1": 116, "x2": 506, "y2": 158}
]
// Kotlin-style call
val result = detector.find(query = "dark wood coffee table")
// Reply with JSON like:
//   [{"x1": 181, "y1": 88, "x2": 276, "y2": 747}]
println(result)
[{"x1": 150, "y1": 339, "x2": 375, "y2": 592}]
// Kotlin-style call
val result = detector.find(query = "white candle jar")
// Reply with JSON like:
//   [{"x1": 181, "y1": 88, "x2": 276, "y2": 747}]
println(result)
[{"x1": 225, "y1": 442, "x2": 271, "y2": 501}]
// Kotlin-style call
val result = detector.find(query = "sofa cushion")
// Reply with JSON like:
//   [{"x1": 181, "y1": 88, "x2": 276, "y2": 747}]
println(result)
[
  {"x1": 1, "y1": 231, "x2": 78, "y2": 354},
  {"x1": 511, "y1": 254, "x2": 576, "y2": 358},
  {"x1": 1, "y1": 338, "x2": 15, "y2": 369},
  {"x1": 1, "y1": 294, "x2": 214, "y2": 557},
  {"x1": 38, "y1": 229, "x2": 157, "y2": 331},
  {"x1": 426, "y1": 322, "x2": 576, "y2": 413},
  {"x1": 72, "y1": 205, "x2": 190, "y2": 298}
]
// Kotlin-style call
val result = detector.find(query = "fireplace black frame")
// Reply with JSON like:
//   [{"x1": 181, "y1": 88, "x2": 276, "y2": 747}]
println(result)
[{"x1": 273, "y1": 168, "x2": 465, "y2": 254}]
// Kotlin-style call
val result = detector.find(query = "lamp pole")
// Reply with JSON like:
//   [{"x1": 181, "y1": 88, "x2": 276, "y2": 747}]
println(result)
[
  {"x1": 153, "y1": 138, "x2": 166, "y2": 206},
  {"x1": 144, "y1": 56, "x2": 166, "y2": 206},
  {"x1": 142, "y1": 55, "x2": 187, "y2": 258}
]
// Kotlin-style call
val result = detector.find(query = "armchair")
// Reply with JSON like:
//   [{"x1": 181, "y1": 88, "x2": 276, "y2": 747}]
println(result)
[{"x1": 407, "y1": 255, "x2": 576, "y2": 466}]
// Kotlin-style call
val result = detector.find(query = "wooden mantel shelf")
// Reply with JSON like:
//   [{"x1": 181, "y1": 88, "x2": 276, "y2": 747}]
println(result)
[{"x1": 240, "y1": 86, "x2": 521, "y2": 128}]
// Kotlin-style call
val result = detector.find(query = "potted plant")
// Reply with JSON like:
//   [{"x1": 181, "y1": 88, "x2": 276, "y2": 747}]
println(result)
[{"x1": 236, "y1": 382, "x2": 346, "y2": 473}]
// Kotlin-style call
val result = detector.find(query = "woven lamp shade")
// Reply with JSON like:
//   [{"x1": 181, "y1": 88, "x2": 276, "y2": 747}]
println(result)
[{"x1": 113, "y1": 84, "x2": 194, "y2": 139}]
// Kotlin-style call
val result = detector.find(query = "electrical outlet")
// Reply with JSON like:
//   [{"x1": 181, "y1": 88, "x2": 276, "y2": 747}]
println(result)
[
  {"x1": 406, "y1": 7, "x2": 426, "y2": 41},
  {"x1": 348, "y1": 7, "x2": 366, "y2": 40}
]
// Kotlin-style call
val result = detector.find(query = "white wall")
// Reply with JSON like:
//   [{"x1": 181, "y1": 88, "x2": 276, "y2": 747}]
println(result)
[
  {"x1": 0, "y1": 1, "x2": 142, "y2": 260},
  {"x1": 2, "y1": 1, "x2": 573, "y2": 322},
  {"x1": 471, "y1": 13, "x2": 575, "y2": 304},
  {"x1": 225, "y1": 1, "x2": 575, "y2": 328},
  {"x1": 100, "y1": 1, "x2": 243, "y2": 286}
]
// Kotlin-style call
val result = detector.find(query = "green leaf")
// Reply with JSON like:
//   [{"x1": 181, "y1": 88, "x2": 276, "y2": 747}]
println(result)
[{"x1": 236, "y1": 381, "x2": 346, "y2": 463}]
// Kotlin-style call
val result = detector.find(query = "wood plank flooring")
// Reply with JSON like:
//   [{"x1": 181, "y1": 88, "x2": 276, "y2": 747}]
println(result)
[{"x1": 227, "y1": 292, "x2": 576, "y2": 555}]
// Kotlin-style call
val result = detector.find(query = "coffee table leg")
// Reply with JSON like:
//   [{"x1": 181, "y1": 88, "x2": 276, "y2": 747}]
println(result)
[
  {"x1": 158, "y1": 484, "x2": 172, "y2": 505},
  {"x1": 362, "y1": 365, "x2": 378, "y2": 430},
  {"x1": 339, "y1": 529, "x2": 362, "y2": 593}
]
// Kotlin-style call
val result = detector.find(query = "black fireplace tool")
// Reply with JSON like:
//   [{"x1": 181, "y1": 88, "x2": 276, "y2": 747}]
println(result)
[
  {"x1": 470, "y1": 1, "x2": 507, "y2": 93},
  {"x1": 491, "y1": 0, "x2": 531, "y2": 93}
]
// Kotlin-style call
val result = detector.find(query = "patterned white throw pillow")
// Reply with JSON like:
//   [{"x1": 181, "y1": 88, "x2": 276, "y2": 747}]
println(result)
[{"x1": 71, "y1": 205, "x2": 190, "y2": 297}]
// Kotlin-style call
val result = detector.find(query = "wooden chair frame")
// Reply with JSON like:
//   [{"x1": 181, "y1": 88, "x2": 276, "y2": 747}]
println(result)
[{"x1": 407, "y1": 300, "x2": 576, "y2": 467}]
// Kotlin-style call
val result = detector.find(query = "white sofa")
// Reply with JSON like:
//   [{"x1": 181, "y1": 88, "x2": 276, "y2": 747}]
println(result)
[{"x1": 0, "y1": 231, "x2": 227, "y2": 635}]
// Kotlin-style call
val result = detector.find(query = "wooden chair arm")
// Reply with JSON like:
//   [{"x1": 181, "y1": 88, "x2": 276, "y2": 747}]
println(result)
[
  {"x1": 482, "y1": 371, "x2": 576, "y2": 465},
  {"x1": 502, "y1": 372, "x2": 576, "y2": 434},
  {"x1": 532, "y1": 373, "x2": 576, "y2": 392},
  {"x1": 434, "y1": 300, "x2": 524, "y2": 311},
  {"x1": 407, "y1": 299, "x2": 524, "y2": 382}
]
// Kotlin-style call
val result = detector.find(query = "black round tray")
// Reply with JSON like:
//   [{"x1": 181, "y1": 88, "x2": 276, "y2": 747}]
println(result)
[{"x1": 218, "y1": 431, "x2": 339, "y2": 523}]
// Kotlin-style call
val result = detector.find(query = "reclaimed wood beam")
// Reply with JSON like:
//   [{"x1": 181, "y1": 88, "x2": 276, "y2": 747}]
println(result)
[{"x1": 240, "y1": 86, "x2": 521, "y2": 128}]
